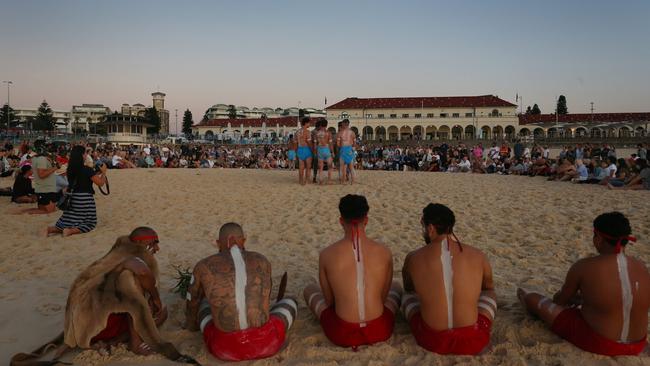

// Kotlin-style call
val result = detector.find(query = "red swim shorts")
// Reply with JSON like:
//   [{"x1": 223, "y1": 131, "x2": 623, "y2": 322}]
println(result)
[
  {"x1": 551, "y1": 308, "x2": 647, "y2": 356},
  {"x1": 203, "y1": 315, "x2": 286, "y2": 361},
  {"x1": 320, "y1": 306, "x2": 395, "y2": 348},
  {"x1": 408, "y1": 312, "x2": 491, "y2": 355},
  {"x1": 91, "y1": 313, "x2": 130, "y2": 343}
]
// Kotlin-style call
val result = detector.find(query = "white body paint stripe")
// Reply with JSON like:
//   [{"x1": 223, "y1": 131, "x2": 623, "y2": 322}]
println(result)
[
  {"x1": 230, "y1": 246, "x2": 249, "y2": 330},
  {"x1": 538, "y1": 298, "x2": 551, "y2": 310},
  {"x1": 190, "y1": 275, "x2": 195, "y2": 285},
  {"x1": 353, "y1": 237, "x2": 366, "y2": 327},
  {"x1": 270, "y1": 308, "x2": 294, "y2": 327},
  {"x1": 479, "y1": 296, "x2": 497, "y2": 309},
  {"x1": 617, "y1": 253, "x2": 633, "y2": 343},
  {"x1": 440, "y1": 238, "x2": 454, "y2": 328},
  {"x1": 308, "y1": 293, "x2": 320, "y2": 307},
  {"x1": 404, "y1": 301, "x2": 419, "y2": 317},
  {"x1": 478, "y1": 302, "x2": 495, "y2": 319},
  {"x1": 185, "y1": 292, "x2": 192, "y2": 301},
  {"x1": 200, "y1": 315, "x2": 213, "y2": 333},
  {"x1": 276, "y1": 298, "x2": 298, "y2": 313}
]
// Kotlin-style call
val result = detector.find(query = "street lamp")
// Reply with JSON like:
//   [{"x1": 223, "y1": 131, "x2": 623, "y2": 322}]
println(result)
[{"x1": 2, "y1": 80, "x2": 12, "y2": 131}]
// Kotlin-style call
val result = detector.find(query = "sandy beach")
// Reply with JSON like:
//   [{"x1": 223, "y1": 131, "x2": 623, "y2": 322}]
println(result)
[{"x1": 1, "y1": 169, "x2": 648, "y2": 365}]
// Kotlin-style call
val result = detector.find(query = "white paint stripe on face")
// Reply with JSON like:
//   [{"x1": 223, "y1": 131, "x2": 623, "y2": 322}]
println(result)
[
  {"x1": 478, "y1": 302, "x2": 495, "y2": 319},
  {"x1": 440, "y1": 238, "x2": 454, "y2": 328},
  {"x1": 200, "y1": 315, "x2": 213, "y2": 333},
  {"x1": 271, "y1": 308, "x2": 294, "y2": 328},
  {"x1": 617, "y1": 253, "x2": 633, "y2": 343},
  {"x1": 230, "y1": 245, "x2": 249, "y2": 330}
]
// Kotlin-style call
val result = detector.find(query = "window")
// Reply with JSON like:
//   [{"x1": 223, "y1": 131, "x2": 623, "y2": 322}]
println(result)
[
  {"x1": 341, "y1": 112, "x2": 350, "y2": 119},
  {"x1": 465, "y1": 112, "x2": 474, "y2": 117},
  {"x1": 440, "y1": 113, "x2": 448, "y2": 118},
  {"x1": 452, "y1": 113, "x2": 460, "y2": 118},
  {"x1": 377, "y1": 114, "x2": 385, "y2": 119},
  {"x1": 365, "y1": 114, "x2": 372, "y2": 118},
  {"x1": 491, "y1": 109, "x2": 499, "y2": 117},
  {"x1": 390, "y1": 114, "x2": 397, "y2": 118},
  {"x1": 414, "y1": 113, "x2": 422, "y2": 118},
  {"x1": 402, "y1": 113, "x2": 409, "y2": 118},
  {"x1": 426, "y1": 113, "x2": 434, "y2": 118}
]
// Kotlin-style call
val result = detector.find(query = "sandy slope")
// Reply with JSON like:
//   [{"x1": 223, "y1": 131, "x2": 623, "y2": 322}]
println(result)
[{"x1": 0, "y1": 169, "x2": 648, "y2": 365}]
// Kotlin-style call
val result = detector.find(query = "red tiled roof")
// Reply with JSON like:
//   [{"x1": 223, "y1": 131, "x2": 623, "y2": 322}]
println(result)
[
  {"x1": 325, "y1": 95, "x2": 516, "y2": 110},
  {"x1": 518, "y1": 113, "x2": 650, "y2": 125},
  {"x1": 193, "y1": 116, "x2": 299, "y2": 128}
]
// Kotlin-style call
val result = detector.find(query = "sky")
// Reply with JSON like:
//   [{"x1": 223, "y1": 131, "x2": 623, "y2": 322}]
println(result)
[{"x1": 1, "y1": 0, "x2": 649, "y2": 133}]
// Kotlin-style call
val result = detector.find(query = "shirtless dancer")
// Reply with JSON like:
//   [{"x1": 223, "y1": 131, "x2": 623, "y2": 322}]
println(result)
[
  {"x1": 316, "y1": 119, "x2": 334, "y2": 185},
  {"x1": 401, "y1": 204, "x2": 497, "y2": 355},
  {"x1": 296, "y1": 117, "x2": 313, "y2": 185},
  {"x1": 303, "y1": 194, "x2": 402, "y2": 348},
  {"x1": 185, "y1": 223, "x2": 297, "y2": 361},
  {"x1": 517, "y1": 212, "x2": 649, "y2": 356},
  {"x1": 287, "y1": 135, "x2": 297, "y2": 171},
  {"x1": 337, "y1": 119, "x2": 356, "y2": 184}
]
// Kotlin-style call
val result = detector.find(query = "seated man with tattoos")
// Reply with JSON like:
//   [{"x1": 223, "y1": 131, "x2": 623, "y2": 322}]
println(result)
[
  {"x1": 303, "y1": 194, "x2": 402, "y2": 349},
  {"x1": 185, "y1": 223, "x2": 297, "y2": 361}
]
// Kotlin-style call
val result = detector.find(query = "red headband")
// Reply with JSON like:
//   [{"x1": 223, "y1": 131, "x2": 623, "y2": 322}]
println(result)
[
  {"x1": 594, "y1": 228, "x2": 636, "y2": 254},
  {"x1": 131, "y1": 235, "x2": 159, "y2": 242}
]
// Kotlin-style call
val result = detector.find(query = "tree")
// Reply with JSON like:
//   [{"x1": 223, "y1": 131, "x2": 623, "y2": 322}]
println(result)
[
  {"x1": 227, "y1": 105, "x2": 237, "y2": 119},
  {"x1": 33, "y1": 100, "x2": 56, "y2": 131},
  {"x1": 144, "y1": 107, "x2": 161, "y2": 134},
  {"x1": 525, "y1": 106, "x2": 532, "y2": 115},
  {"x1": 0, "y1": 103, "x2": 16, "y2": 129},
  {"x1": 531, "y1": 104, "x2": 541, "y2": 115},
  {"x1": 556, "y1": 95, "x2": 568, "y2": 115},
  {"x1": 182, "y1": 109, "x2": 193, "y2": 137}
]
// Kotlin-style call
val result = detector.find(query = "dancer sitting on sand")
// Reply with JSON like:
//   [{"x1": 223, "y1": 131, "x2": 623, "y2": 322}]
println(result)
[
  {"x1": 296, "y1": 117, "x2": 313, "y2": 185},
  {"x1": 185, "y1": 222, "x2": 297, "y2": 361},
  {"x1": 303, "y1": 194, "x2": 402, "y2": 349},
  {"x1": 65, "y1": 227, "x2": 169, "y2": 355},
  {"x1": 11, "y1": 165, "x2": 37, "y2": 203},
  {"x1": 401, "y1": 203, "x2": 497, "y2": 355},
  {"x1": 337, "y1": 119, "x2": 356, "y2": 184},
  {"x1": 517, "y1": 212, "x2": 649, "y2": 356},
  {"x1": 316, "y1": 118, "x2": 334, "y2": 185}
]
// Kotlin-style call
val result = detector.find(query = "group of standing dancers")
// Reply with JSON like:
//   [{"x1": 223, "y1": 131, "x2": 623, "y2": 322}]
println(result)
[{"x1": 288, "y1": 117, "x2": 357, "y2": 185}]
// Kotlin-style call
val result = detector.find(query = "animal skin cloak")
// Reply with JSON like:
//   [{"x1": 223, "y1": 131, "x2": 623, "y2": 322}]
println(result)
[{"x1": 63, "y1": 236, "x2": 187, "y2": 360}]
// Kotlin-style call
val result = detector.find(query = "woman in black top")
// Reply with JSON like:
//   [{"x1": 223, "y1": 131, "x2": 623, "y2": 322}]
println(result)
[
  {"x1": 45, "y1": 145, "x2": 108, "y2": 237},
  {"x1": 12, "y1": 165, "x2": 37, "y2": 203}
]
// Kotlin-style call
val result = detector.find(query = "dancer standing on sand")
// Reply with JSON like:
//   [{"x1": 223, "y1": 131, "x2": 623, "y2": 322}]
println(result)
[
  {"x1": 287, "y1": 134, "x2": 297, "y2": 171},
  {"x1": 296, "y1": 117, "x2": 313, "y2": 185},
  {"x1": 401, "y1": 203, "x2": 497, "y2": 355},
  {"x1": 337, "y1": 119, "x2": 356, "y2": 185},
  {"x1": 303, "y1": 194, "x2": 402, "y2": 349},
  {"x1": 185, "y1": 223, "x2": 297, "y2": 361},
  {"x1": 316, "y1": 119, "x2": 334, "y2": 185},
  {"x1": 517, "y1": 212, "x2": 649, "y2": 356}
]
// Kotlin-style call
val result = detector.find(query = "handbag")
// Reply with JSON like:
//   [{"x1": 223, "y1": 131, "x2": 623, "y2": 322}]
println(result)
[{"x1": 56, "y1": 176, "x2": 77, "y2": 211}]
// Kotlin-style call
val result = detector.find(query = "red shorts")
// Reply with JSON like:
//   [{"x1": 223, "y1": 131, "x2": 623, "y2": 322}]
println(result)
[
  {"x1": 409, "y1": 312, "x2": 491, "y2": 355},
  {"x1": 91, "y1": 313, "x2": 130, "y2": 343},
  {"x1": 320, "y1": 306, "x2": 395, "y2": 348},
  {"x1": 203, "y1": 315, "x2": 286, "y2": 361},
  {"x1": 551, "y1": 308, "x2": 647, "y2": 356}
]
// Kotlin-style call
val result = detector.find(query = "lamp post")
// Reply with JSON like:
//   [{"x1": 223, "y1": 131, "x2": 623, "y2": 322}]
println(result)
[
  {"x1": 175, "y1": 109, "x2": 178, "y2": 137},
  {"x1": 2, "y1": 81, "x2": 12, "y2": 132}
]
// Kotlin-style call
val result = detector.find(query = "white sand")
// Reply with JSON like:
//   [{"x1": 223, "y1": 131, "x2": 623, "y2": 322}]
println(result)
[{"x1": 1, "y1": 169, "x2": 648, "y2": 365}]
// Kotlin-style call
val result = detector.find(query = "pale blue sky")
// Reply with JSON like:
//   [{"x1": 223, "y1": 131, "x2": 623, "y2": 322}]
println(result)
[{"x1": 1, "y1": 0, "x2": 649, "y2": 129}]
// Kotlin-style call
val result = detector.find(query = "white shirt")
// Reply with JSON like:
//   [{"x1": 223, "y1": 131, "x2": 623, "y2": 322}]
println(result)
[
  {"x1": 608, "y1": 163, "x2": 617, "y2": 177},
  {"x1": 112, "y1": 155, "x2": 122, "y2": 166},
  {"x1": 458, "y1": 159, "x2": 471, "y2": 169}
]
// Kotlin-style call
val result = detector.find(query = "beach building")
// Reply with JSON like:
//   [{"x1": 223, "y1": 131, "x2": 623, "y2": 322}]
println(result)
[
  {"x1": 518, "y1": 113, "x2": 649, "y2": 138},
  {"x1": 325, "y1": 95, "x2": 519, "y2": 141},
  {"x1": 98, "y1": 113, "x2": 153, "y2": 145},
  {"x1": 13, "y1": 108, "x2": 72, "y2": 131},
  {"x1": 192, "y1": 116, "x2": 299, "y2": 140},
  {"x1": 120, "y1": 92, "x2": 170, "y2": 135},
  {"x1": 70, "y1": 104, "x2": 111, "y2": 133}
]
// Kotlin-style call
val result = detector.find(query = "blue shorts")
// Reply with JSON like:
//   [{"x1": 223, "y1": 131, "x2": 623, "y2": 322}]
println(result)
[
  {"x1": 317, "y1": 146, "x2": 331, "y2": 161},
  {"x1": 297, "y1": 146, "x2": 312, "y2": 161},
  {"x1": 287, "y1": 150, "x2": 296, "y2": 161},
  {"x1": 340, "y1": 146, "x2": 355, "y2": 165}
]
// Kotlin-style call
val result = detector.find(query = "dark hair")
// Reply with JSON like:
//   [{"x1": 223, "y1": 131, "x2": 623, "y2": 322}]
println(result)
[
  {"x1": 342, "y1": 119, "x2": 350, "y2": 125},
  {"x1": 219, "y1": 222, "x2": 243, "y2": 241},
  {"x1": 20, "y1": 165, "x2": 32, "y2": 174},
  {"x1": 636, "y1": 158, "x2": 648, "y2": 170},
  {"x1": 339, "y1": 194, "x2": 369, "y2": 222},
  {"x1": 422, "y1": 203, "x2": 455, "y2": 235},
  {"x1": 320, "y1": 118, "x2": 328, "y2": 128},
  {"x1": 67, "y1": 145, "x2": 86, "y2": 184},
  {"x1": 129, "y1": 226, "x2": 157, "y2": 241},
  {"x1": 594, "y1": 212, "x2": 632, "y2": 247},
  {"x1": 608, "y1": 156, "x2": 616, "y2": 164},
  {"x1": 300, "y1": 117, "x2": 310, "y2": 126}
]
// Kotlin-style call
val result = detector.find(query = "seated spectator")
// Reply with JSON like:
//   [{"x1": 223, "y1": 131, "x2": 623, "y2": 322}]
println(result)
[{"x1": 11, "y1": 165, "x2": 37, "y2": 203}]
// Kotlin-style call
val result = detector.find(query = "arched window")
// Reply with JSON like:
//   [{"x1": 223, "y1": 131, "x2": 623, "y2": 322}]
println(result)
[{"x1": 491, "y1": 109, "x2": 499, "y2": 117}]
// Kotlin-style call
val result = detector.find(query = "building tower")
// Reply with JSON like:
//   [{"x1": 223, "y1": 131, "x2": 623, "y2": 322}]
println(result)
[{"x1": 151, "y1": 91, "x2": 170, "y2": 135}]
